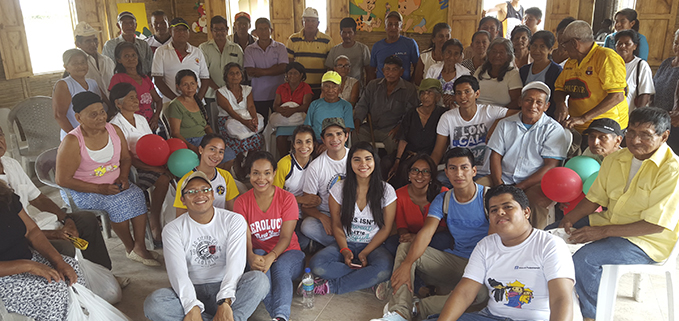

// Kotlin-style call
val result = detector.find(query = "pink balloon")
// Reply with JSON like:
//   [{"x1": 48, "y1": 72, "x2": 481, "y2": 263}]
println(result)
[{"x1": 541, "y1": 167, "x2": 583, "y2": 203}]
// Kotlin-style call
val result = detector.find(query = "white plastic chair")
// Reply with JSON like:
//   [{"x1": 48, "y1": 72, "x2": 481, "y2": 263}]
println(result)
[
  {"x1": 7, "y1": 96, "x2": 61, "y2": 174},
  {"x1": 595, "y1": 238, "x2": 679, "y2": 321}
]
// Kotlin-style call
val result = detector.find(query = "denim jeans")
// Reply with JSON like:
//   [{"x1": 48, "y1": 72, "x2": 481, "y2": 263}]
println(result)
[
  {"x1": 573, "y1": 237, "x2": 655, "y2": 319},
  {"x1": 544, "y1": 215, "x2": 590, "y2": 230},
  {"x1": 426, "y1": 307, "x2": 513, "y2": 321},
  {"x1": 295, "y1": 219, "x2": 311, "y2": 251},
  {"x1": 143, "y1": 270, "x2": 269, "y2": 321},
  {"x1": 310, "y1": 242, "x2": 393, "y2": 294},
  {"x1": 300, "y1": 216, "x2": 337, "y2": 247},
  {"x1": 252, "y1": 248, "x2": 305, "y2": 320},
  {"x1": 383, "y1": 231, "x2": 453, "y2": 256}
]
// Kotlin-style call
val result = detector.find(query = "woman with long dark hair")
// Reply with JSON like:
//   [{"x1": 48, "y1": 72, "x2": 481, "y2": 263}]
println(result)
[
  {"x1": 475, "y1": 38, "x2": 523, "y2": 109},
  {"x1": 604, "y1": 8, "x2": 649, "y2": 61},
  {"x1": 412, "y1": 23, "x2": 451, "y2": 85},
  {"x1": 309, "y1": 141, "x2": 396, "y2": 297}
]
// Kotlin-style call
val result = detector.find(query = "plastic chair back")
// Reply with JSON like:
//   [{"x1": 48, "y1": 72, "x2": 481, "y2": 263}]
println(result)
[{"x1": 7, "y1": 96, "x2": 61, "y2": 160}]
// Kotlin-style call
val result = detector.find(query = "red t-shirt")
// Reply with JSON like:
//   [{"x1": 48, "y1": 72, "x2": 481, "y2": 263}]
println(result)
[
  {"x1": 234, "y1": 187, "x2": 301, "y2": 253},
  {"x1": 109, "y1": 73, "x2": 156, "y2": 122},
  {"x1": 276, "y1": 82, "x2": 312, "y2": 105},
  {"x1": 395, "y1": 185, "x2": 449, "y2": 233}
]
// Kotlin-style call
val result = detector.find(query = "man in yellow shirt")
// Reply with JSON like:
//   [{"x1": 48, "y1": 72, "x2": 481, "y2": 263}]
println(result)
[
  {"x1": 556, "y1": 107, "x2": 679, "y2": 320},
  {"x1": 553, "y1": 20, "x2": 628, "y2": 133}
]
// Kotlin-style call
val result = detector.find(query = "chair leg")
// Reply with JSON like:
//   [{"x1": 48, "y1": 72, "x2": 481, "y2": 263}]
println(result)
[
  {"x1": 667, "y1": 270, "x2": 677, "y2": 321},
  {"x1": 145, "y1": 220, "x2": 155, "y2": 250},
  {"x1": 633, "y1": 273, "x2": 643, "y2": 302},
  {"x1": 596, "y1": 265, "x2": 622, "y2": 321},
  {"x1": 100, "y1": 214, "x2": 112, "y2": 239}
]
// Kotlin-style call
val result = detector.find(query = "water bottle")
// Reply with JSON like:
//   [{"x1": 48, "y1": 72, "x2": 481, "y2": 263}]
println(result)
[{"x1": 301, "y1": 268, "x2": 315, "y2": 308}]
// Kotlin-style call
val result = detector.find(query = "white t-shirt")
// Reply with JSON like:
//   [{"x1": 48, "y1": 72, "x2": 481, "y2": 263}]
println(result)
[
  {"x1": 424, "y1": 63, "x2": 471, "y2": 95},
  {"x1": 216, "y1": 85, "x2": 253, "y2": 118},
  {"x1": 464, "y1": 229, "x2": 575, "y2": 321},
  {"x1": 329, "y1": 180, "x2": 397, "y2": 243},
  {"x1": 474, "y1": 68, "x2": 523, "y2": 107},
  {"x1": 625, "y1": 157, "x2": 644, "y2": 192},
  {"x1": 151, "y1": 42, "x2": 210, "y2": 102},
  {"x1": 436, "y1": 104, "x2": 508, "y2": 175},
  {"x1": 624, "y1": 56, "x2": 655, "y2": 114},
  {"x1": 109, "y1": 113, "x2": 153, "y2": 157},
  {"x1": 302, "y1": 148, "x2": 348, "y2": 214},
  {"x1": 162, "y1": 207, "x2": 247, "y2": 314}
]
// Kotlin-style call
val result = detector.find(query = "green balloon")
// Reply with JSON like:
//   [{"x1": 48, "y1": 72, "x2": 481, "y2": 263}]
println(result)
[
  {"x1": 583, "y1": 171, "x2": 599, "y2": 194},
  {"x1": 167, "y1": 149, "x2": 200, "y2": 178},
  {"x1": 565, "y1": 156, "x2": 600, "y2": 182}
]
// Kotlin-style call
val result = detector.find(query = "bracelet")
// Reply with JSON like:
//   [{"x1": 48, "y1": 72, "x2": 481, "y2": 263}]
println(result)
[
  {"x1": 339, "y1": 247, "x2": 351, "y2": 254},
  {"x1": 59, "y1": 215, "x2": 74, "y2": 225}
]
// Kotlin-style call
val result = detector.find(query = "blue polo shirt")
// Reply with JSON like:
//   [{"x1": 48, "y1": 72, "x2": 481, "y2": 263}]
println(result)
[
  {"x1": 303, "y1": 98, "x2": 355, "y2": 141},
  {"x1": 370, "y1": 36, "x2": 420, "y2": 81}
]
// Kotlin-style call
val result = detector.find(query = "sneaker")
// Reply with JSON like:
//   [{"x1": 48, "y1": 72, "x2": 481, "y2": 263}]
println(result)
[
  {"x1": 313, "y1": 279, "x2": 330, "y2": 295},
  {"x1": 272, "y1": 318, "x2": 286, "y2": 321},
  {"x1": 374, "y1": 281, "x2": 390, "y2": 300},
  {"x1": 369, "y1": 311, "x2": 408, "y2": 321}
]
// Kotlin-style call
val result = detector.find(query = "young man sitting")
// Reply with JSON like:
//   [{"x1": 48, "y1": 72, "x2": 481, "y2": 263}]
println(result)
[
  {"x1": 435, "y1": 185, "x2": 575, "y2": 321},
  {"x1": 144, "y1": 171, "x2": 268, "y2": 321}
]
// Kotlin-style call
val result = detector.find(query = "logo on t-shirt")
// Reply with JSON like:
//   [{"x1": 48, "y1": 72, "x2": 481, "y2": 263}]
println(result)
[
  {"x1": 216, "y1": 185, "x2": 225, "y2": 195},
  {"x1": 563, "y1": 78, "x2": 591, "y2": 100},
  {"x1": 326, "y1": 173, "x2": 345, "y2": 193},
  {"x1": 139, "y1": 92, "x2": 153, "y2": 105},
  {"x1": 250, "y1": 218, "x2": 283, "y2": 241},
  {"x1": 488, "y1": 278, "x2": 535, "y2": 309},
  {"x1": 452, "y1": 124, "x2": 488, "y2": 165},
  {"x1": 190, "y1": 235, "x2": 221, "y2": 266}
]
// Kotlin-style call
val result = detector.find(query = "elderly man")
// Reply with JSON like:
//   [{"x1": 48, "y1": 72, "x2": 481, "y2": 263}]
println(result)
[
  {"x1": 152, "y1": 17, "x2": 210, "y2": 102},
  {"x1": 553, "y1": 20, "x2": 629, "y2": 134},
  {"x1": 367, "y1": 11, "x2": 419, "y2": 82},
  {"x1": 103, "y1": 11, "x2": 153, "y2": 75},
  {"x1": 354, "y1": 55, "x2": 419, "y2": 155},
  {"x1": 286, "y1": 7, "x2": 334, "y2": 99},
  {"x1": 325, "y1": 17, "x2": 371, "y2": 85},
  {"x1": 74, "y1": 22, "x2": 115, "y2": 98},
  {"x1": 199, "y1": 16, "x2": 243, "y2": 105},
  {"x1": 485, "y1": 81, "x2": 570, "y2": 229},
  {"x1": 581, "y1": 118, "x2": 623, "y2": 163},
  {"x1": 557, "y1": 107, "x2": 679, "y2": 321},
  {"x1": 146, "y1": 10, "x2": 172, "y2": 53}
]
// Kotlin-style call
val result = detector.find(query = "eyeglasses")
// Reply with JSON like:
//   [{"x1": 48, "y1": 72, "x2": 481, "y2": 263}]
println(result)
[
  {"x1": 335, "y1": 64, "x2": 351, "y2": 69},
  {"x1": 183, "y1": 187, "x2": 212, "y2": 196},
  {"x1": 625, "y1": 131, "x2": 657, "y2": 142},
  {"x1": 409, "y1": 168, "x2": 432, "y2": 176}
]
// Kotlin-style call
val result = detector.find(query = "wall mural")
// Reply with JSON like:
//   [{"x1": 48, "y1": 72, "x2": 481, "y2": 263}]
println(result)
[{"x1": 349, "y1": 0, "x2": 449, "y2": 34}]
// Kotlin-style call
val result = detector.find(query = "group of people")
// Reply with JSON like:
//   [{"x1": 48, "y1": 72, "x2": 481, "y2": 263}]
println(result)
[{"x1": 2, "y1": 4, "x2": 679, "y2": 321}]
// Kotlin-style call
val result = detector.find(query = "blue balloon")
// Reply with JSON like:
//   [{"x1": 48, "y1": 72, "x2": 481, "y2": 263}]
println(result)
[
  {"x1": 583, "y1": 171, "x2": 599, "y2": 194},
  {"x1": 167, "y1": 149, "x2": 199, "y2": 178},
  {"x1": 565, "y1": 156, "x2": 600, "y2": 182}
]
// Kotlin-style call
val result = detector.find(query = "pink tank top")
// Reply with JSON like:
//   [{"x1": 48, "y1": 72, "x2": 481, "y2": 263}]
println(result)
[{"x1": 69, "y1": 123, "x2": 122, "y2": 184}]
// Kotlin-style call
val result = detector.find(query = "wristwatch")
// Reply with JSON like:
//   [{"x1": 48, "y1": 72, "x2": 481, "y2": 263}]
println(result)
[
  {"x1": 217, "y1": 298, "x2": 232, "y2": 307},
  {"x1": 59, "y1": 215, "x2": 74, "y2": 225}
]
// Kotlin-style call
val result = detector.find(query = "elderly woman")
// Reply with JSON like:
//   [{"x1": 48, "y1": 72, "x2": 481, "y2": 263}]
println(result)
[
  {"x1": 333, "y1": 55, "x2": 360, "y2": 106},
  {"x1": 424, "y1": 39, "x2": 470, "y2": 109},
  {"x1": 461, "y1": 30, "x2": 491, "y2": 74},
  {"x1": 652, "y1": 29, "x2": 679, "y2": 111},
  {"x1": 412, "y1": 23, "x2": 452, "y2": 85},
  {"x1": 519, "y1": 30, "x2": 563, "y2": 118},
  {"x1": 56, "y1": 91, "x2": 160, "y2": 266},
  {"x1": 0, "y1": 180, "x2": 85, "y2": 321},
  {"x1": 604, "y1": 8, "x2": 649, "y2": 61},
  {"x1": 53, "y1": 48, "x2": 101, "y2": 140},
  {"x1": 475, "y1": 38, "x2": 523, "y2": 109},
  {"x1": 511, "y1": 25, "x2": 532, "y2": 69},
  {"x1": 615, "y1": 29, "x2": 654, "y2": 113}
]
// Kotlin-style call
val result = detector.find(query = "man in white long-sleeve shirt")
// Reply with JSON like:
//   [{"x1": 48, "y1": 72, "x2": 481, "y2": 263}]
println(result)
[{"x1": 144, "y1": 171, "x2": 268, "y2": 321}]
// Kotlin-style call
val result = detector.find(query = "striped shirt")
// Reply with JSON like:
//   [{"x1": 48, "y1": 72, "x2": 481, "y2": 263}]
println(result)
[{"x1": 286, "y1": 30, "x2": 333, "y2": 89}]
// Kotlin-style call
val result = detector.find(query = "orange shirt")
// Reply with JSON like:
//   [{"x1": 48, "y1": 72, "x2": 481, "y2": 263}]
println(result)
[{"x1": 395, "y1": 185, "x2": 449, "y2": 233}]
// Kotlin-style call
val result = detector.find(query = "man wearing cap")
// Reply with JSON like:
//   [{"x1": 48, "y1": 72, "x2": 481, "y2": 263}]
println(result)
[
  {"x1": 582, "y1": 118, "x2": 623, "y2": 163},
  {"x1": 304, "y1": 71, "x2": 355, "y2": 142},
  {"x1": 74, "y1": 22, "x2": 115, "y2": 98},
  {"x1": 286, "y1": 7, "x2": 334, "y2": 99},
  {"x1": 103, "y1": 11, "x2": 153, "y2": 75},
  {"x1": 146, "y1": 10, "x2": 172, "y2": 53},
  {"x1": 367, "y1": 11, "x2": 419, "y2": 82},
  {"x1": 485, "y1": 81, "x2": 570, "y2": 229},
  {"x1": 144, "y1": 171, "x2": 269, "y2": 321},
  {"x1": 243, "y1": 17, "x2": 288, "y2": 126},
  {"x1": 325, "y1": 17, "x2": 371, "y2": 85},
  {"x1": 354, "y1": 55, "x2": 419, "y2": 155},
  {"x1": 199, "y1": 16, "x2": 244, "y2": 106},
  {"x1": 228, "y1": 12, "x2": 257, "y2": 53},
  {"x1": 300, "y1": 118, "x2": 350, "y2": 247},
  {"x1": 152, "y1": 17, "x2": 211, "y2": 102},
  {"x1": 553, "y1": 20, "x2": 628, "y2": 134}
]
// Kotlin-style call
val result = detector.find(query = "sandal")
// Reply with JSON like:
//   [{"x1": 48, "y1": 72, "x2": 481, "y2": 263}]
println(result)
[{"x1": 127, "y1": 251, "x2": 161, "y2": 267}]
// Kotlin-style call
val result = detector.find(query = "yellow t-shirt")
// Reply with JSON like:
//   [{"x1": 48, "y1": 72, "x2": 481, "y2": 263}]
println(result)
[
  {"x1": 554, "y1": 43, "x2": 629, "y2": 133},
  {"x1": 173, "y1": 168, "x2": 239, "y2": 209},
  {"x1": 586, "y1": 144, "x2": 679, "y2": 262},
  {"x1": 286, "y1": 30, "x2": 333, "y2": 88}
]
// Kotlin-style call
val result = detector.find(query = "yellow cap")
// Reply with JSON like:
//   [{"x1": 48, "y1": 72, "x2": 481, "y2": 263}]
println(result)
[{"x1": 321, "y1": 71, "x2": 342, "y2": 85}]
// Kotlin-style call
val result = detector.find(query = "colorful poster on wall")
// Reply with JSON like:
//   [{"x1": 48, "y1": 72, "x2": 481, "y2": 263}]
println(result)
[
  {"x1": 349, "y1": 0, "x2": 449, "y2": 34},
  {"x1": 117, "y1": 3, "x2": 151, "y2": 38}
]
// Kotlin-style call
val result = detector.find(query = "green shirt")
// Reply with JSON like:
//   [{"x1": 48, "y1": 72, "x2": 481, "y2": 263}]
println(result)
[{"x1": 166, "y1": 99, "x2": 207, "y2": 139}]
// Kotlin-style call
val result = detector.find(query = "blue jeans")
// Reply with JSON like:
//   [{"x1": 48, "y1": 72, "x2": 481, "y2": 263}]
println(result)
[
  {"x1": 186, "y1": 136, "x2": 237, "y2": 162},
  {"x1": 143, "y1": 270, "x2": 269, "y2": 321},
  {"x1": 384, "y1": 232, "x2": 453, "y2": 256},
  {"x1": 573, "y1": 237, "x2": 655, "y2": 319},
  {"x1": 544, "y1": 216, "x2": 590, "y2": 230},
  {"x1": 426, "y1": 307, "x2": 513, "y2": 320},
  {"x1": 300, "y1": 216, "x2": 336, "y2": 247},
  {"x1": 252, "y1": 249, "x2": 305, "y2": 320},
  {"x1": 310, "y1": 242, "x2": 393, "y2": 294},
  {"x1": 295, "y1": 219, "x2": 310, "y2": 251}
]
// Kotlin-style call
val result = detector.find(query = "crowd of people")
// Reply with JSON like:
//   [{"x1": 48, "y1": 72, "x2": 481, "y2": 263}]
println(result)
[{"x1": 1, "y1": 4, "x2": 679, "y2": 321}]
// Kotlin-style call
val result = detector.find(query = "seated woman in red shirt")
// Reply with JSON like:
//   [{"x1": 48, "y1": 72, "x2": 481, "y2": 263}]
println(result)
[{"x1": 234, "y1": 151, "x2": 304, "y2": 321}]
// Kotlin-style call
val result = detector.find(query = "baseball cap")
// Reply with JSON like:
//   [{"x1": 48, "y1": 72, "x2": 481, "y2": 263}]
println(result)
[
  {"x1": 521, "y1": 81, "x2": 551, "y2": 100},
  {"x1": 117, "y1": 11, "x2": 136, "y2": 22},
  {"x1": 583, "y1": 118, "x2": 623, "y2": 136},
  {"x1": 419, "y1": 78, "x2": 442, "y2": 94},
  {"x1": 386, "y1": 11, "x2": 403, "y2": 22},
  {"x1": 181, "y1": 171, "x2": 211, "y2": 195},
  {"x1": 321, "y1": 117, "x2": 346, "y2": 133},
  {"x1": 72, "y1": 91, "x2": 103, "y2": 113},
  {"x1": 234, "y1": 12, "x2": 251, "y2": 22},
  {"x1": 74, "y1": 22, "x2": 100, "y2": 37},
  {"x1": 302, "y1": 7, "x2": 319, "y2": 19},
  {"x1": 170, "y1": 17, "x2": 190, "y2": 29},
  {"x1": 321, "y1": 71, "x2": 342, "y2": 85}
]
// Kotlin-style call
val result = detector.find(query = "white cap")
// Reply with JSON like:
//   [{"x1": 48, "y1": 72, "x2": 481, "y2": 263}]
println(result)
[
  {"x1": 302, "y1": 7, "x2": 319, "y2": 19},
  {"x1": 521, "y1": 81, "x2": 551, "y2": 100},
  {"x1": 74, "y1": 22, "x2": 100, "y2": 37}
]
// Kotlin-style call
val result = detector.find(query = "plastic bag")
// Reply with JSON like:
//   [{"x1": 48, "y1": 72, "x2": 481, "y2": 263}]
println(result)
[
  {"x1": 0, "y1": 299, "x2": 35, "y2": 321},
  {"x1": 161, "y1": 182, "x2": 179, "y2": 227},
  {"x1": 67, "y1": 283, "x2": 130, "y2": 320},
  {"x1": 225, "y1": 114, "x2": 265, "y2": 140},
  {"x1": 268, "y1": 111, "x2": 305, "y2": 128},
  {"x1": 76, "y1": 250, "x2": 122, "y2": 304}
]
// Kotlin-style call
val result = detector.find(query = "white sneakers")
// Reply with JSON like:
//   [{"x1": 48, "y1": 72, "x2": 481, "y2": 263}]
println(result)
[{"x1": 370, "y1": 311, "x2": 408, "y2": 321}]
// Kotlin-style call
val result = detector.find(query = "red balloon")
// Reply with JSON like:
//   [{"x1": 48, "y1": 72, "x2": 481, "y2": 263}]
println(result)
[
  {"x1": 562, "y1": 192, "x2": 585, "y2": 215},
  {"x1": 541, "y1": 167, "x2": 583, "y2": 203},
  {"x1": 136, "y1": 134, "x2": 170, "y2": 166},
  {"x1": 166, "y1": 138, "x2": 188, "y2": 154}
]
